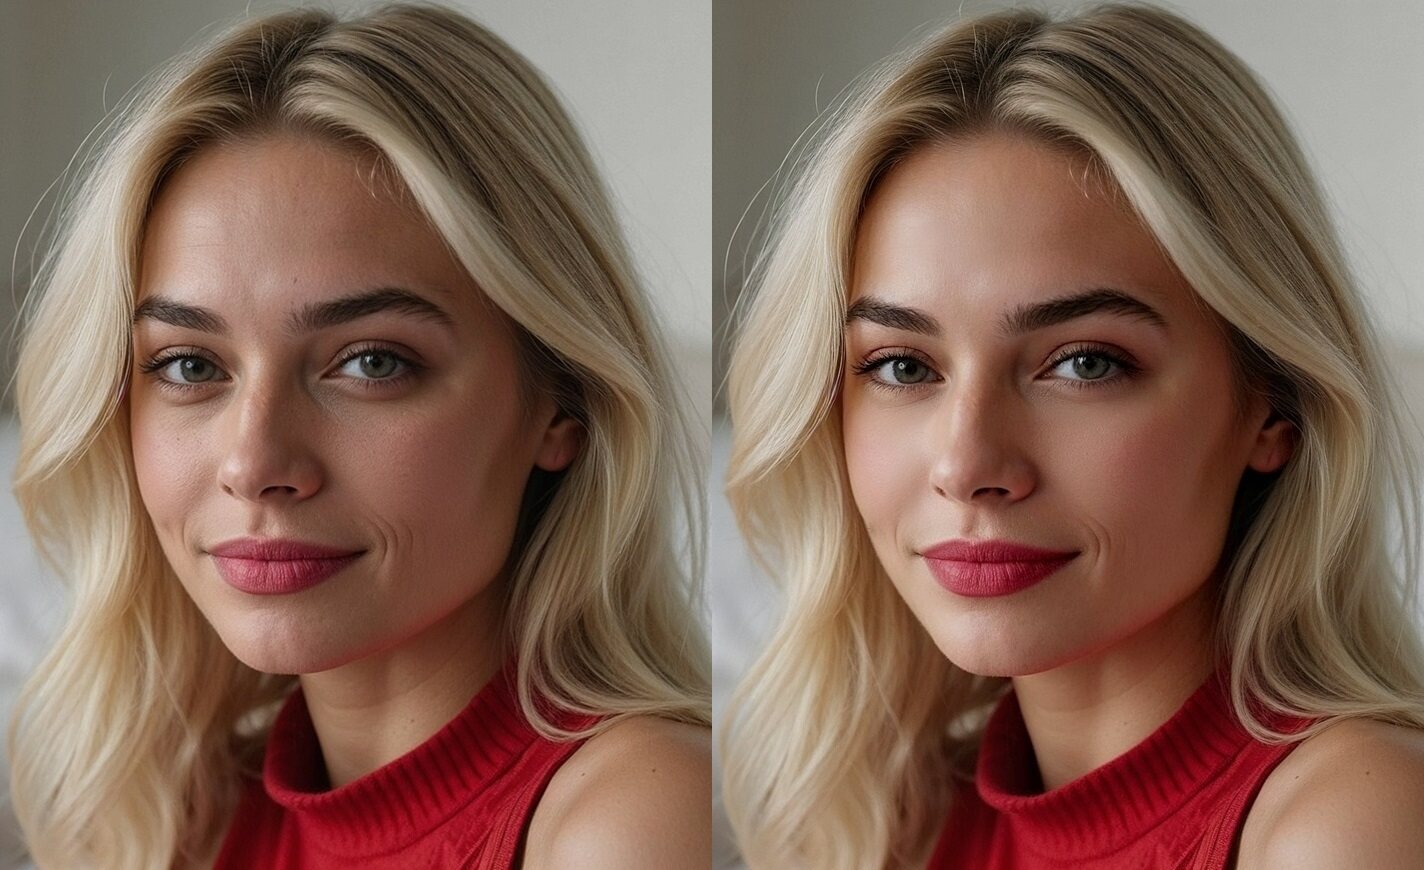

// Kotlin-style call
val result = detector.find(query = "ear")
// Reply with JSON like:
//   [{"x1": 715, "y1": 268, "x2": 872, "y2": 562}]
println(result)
[
  {"x1": 1247, "y1": 409, "x2": 1297, "y2": 474},
  {"x1": 534, "y1": 412, "x2": 583, "y2": 472}
]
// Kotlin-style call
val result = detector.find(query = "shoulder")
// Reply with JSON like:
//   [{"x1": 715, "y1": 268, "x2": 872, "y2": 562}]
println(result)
[
  {"x1": 520, "y1": 715, "x2": 711, "y2": 870},
  {"x1": 1249, "y1": 718, "x2": 1424, "y2": 868}
]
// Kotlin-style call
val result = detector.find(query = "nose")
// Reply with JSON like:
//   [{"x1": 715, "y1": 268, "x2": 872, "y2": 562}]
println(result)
[
  {"x1": 216, "y1": 376, "x2": 323, "y2": 503},
  {"x1": 927, "y1": 374, "x2": 1036, "y2": 505}
]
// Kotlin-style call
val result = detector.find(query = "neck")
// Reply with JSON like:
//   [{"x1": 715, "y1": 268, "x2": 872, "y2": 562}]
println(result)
[
  {"x1": 1010, "y1": 582, "x2": 1219, "y2": 791},
  {"x1": 298, "y1": 586, "x2": 506, "y2": 788}
]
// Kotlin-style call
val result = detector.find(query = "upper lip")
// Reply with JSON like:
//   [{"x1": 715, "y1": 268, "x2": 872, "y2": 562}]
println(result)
[
  {"x1": 207, "y1": 537, "x2": 363, "y2": 561},
  {"x1": 920, "y1": 539, "x2": 1078, "y2": 563}
]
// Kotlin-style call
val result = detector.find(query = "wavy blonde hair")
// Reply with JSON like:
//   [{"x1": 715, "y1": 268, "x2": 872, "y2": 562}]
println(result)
[
  {"x1": 720, "y1": 3, "x2": 1424, "y2": 867},
  {"x1": 6, "y1": 3, "x2": 708, "y2": 867}
]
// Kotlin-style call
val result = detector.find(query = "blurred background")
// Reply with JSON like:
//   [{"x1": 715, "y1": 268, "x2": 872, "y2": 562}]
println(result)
[
  {"x1": 711, "y1": 0, "x2": 1424, "y2": 866},
  {"x1": 0, "y1": 0, "x2": 709, "y2": 865}
]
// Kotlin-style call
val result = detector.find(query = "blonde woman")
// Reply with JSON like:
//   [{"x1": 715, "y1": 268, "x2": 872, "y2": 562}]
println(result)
[
  {"x1": 721, "y1": 3, "x2": 1424, "y2": 868},
  {"x1": 6, "y1": 3, "x2": 710, "y2": 868}
]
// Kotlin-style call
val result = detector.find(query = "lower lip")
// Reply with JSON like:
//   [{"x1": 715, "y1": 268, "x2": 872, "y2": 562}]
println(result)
[
  {"x1": 213, "y1": 554, "x2": 361, "y2": 595},
  {"x1": 926, "y1": 555, "x2": 1076, "y2": 598}
]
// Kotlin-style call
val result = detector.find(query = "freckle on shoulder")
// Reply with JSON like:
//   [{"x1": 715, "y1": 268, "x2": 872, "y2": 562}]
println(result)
[
  {"x1": 537, "y1": 714, "x2": 710, "y2": 820},
  {"x1": 1253, "y1": 716, "x2": 1424, "y2": 860}
]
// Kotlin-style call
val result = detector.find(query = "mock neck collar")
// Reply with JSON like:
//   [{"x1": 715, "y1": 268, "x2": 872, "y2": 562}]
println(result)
[
  {"x1": 973, "y1": 656, "x2": 1311, "y2": 859},
  {"x1": 261, "y1": 654, "x2": 537, "y2": 856}
]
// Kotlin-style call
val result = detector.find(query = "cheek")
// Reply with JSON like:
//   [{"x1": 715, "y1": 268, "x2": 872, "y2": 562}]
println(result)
[
  {"x1": 128, "y1": 397, "x2": 206, "y2": 547},
  {"x1": 1050, "y1": 388, "x2": 1241, "y2": 577},
  {"x1": 352, "y1": 383, "x2": 534, "y2": 581},
  {"x1": 841, "y1": 393, "x2": 925, "y2": 544}
]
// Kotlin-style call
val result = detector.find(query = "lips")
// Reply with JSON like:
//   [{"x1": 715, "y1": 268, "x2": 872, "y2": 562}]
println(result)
[
  {"x1": 207, "y1": 537, "x2": 364, "y2": 595},
  {"x1": 920, "y1": 538, "x2": 1078, "y2": 598},
  {"x1": 208, "y1": 538, "x2": 362, "y2": 560}
]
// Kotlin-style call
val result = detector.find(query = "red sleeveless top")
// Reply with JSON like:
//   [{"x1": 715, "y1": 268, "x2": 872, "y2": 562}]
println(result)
[
  {"x1": 214, "y1": 658, "x2": 597, "y2": 869},
  {"x1": 928, "y1": 658, "x2": 1318, "y2": 869}
]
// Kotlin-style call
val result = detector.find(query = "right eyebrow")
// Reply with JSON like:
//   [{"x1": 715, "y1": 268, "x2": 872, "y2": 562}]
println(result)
[
  {"x1": 844, "y1": 296, "x2": 941, "y2": 335},
  {"x1": 132, "y1": 286, "x2": 457, "y2": 335}
]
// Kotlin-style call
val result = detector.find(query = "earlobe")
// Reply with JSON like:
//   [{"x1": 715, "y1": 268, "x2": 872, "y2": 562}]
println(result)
[
  {"x1": 535, "y1": 416, "x2": 583, "y2": 472},
  {"x1": 1248, "y1": 416, "x2": 1297, "y2": 474}
]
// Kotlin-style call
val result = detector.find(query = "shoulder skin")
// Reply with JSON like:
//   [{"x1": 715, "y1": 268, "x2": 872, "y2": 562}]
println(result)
[
  {"x1": 520, "y1": 715, "x2": 712, "y2": 870},
  {"x1": 1242, "y1": 718, "x2": 1424, "y2": 869}
]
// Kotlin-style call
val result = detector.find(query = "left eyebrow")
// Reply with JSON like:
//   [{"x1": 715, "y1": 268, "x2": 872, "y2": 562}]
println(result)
[
  {"x1": 132, "y1": 287, "x2": 457, "y2": 334},
  {"x1": 1000, "y1": 288, "x2": 1167, "y2": 336}
]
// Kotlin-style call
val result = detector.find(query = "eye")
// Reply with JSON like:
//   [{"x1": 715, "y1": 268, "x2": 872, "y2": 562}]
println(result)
[
  {"x1": 850, "y1": 351, "x2": 942, "y2": 391},
  {"x1": 166, "y1": 356, "x2": 220, "y2": 383},
  {"x1": 327, "y1": 343, "x2": 424, "y2": 392},
  {"x1": 137, "y1": 352, "x2": 228, "y2": 393},
  {"x1": 1045, "y1": 345, "x2": 1138, "y2": 388},
  {"x1": 334, "y1": 346, "x2": 415, "y2": 383}
]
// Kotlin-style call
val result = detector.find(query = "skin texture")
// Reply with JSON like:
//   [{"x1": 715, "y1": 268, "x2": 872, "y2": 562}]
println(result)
[
  {"x1": 841, "y1": 131, "x2": 1296, "y2": 792},
  {"x1": 131, "y1": 132, "x2": 582, "y2": 786},
  {"x1": 841, "y1": 128, "x2": 1424, "y2": 867},
  {"x1": 521, "y1": 716, "x2": 712, "y2": 870},
  {"x1": 131, "y1": 132, "x2": 710, "y2": 868},
  {"x1": 1232, "y1": 718, "x2": 1424, "y2": 868}
]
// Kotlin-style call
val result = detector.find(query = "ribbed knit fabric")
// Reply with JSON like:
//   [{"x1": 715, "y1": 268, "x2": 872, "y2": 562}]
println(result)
[
  {"x1": 214, "y1": 657, "x2": 598, "y2": 869},
  {"x1": 929, "y1": 657, "x2": 1319, "y2": 869}
]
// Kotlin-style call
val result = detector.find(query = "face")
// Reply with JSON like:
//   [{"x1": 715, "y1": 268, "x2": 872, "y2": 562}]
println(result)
[
  {"x1": 841, "y1": 132, "x2": 1294, "y2": 678},
  {"x1": 129, "y1": 132, "x2": 580, "y2": 675}
]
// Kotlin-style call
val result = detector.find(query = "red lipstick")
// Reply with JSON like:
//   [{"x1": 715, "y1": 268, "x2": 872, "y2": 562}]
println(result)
[
  {"x1": 208, "y1": 537, "x2": 363, "y2": 596},
  {"x1": 920, "y1": 539, "x2": 1078, "y2": 598}
]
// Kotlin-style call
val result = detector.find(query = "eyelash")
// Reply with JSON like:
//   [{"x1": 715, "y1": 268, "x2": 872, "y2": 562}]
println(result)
[
  {"x1": 849, "y1": 343, "x2": 1140, "y2": 394},
  {"x1": 137, "y1": 343, "x2": 423, "y2": 395}
]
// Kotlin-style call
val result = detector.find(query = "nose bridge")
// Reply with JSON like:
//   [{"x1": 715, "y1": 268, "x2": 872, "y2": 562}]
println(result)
[
  {"x1": 929, "y1": 367, "x2": 1030, "y2": 502},
  {"x1": 218, "y1": 367, "x2": 319, "y2": 501}
]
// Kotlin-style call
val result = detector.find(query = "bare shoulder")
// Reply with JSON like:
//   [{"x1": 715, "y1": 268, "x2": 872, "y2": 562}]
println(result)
[
  {"x1": 520, "y1": 715, "x2": 712, "y2": 870},
  {"x1": 1241, "y1": 718, "x2": 1424, "y2": 868}
]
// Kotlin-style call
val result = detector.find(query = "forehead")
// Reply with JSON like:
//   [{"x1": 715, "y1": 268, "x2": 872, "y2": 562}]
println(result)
[
  {"x1": 136, "y1": 133, "x2": 481, "y2": 318},
  {"x1": 850, "y1": 132, "x2": 1194, "y2": 320}
]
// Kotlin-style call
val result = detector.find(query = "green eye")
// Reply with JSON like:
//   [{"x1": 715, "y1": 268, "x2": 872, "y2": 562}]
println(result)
[
  {"x1": 333, "y1": 345, "x2": 424, "y2": 390},
  {"x1": 1053, "y1": 351, "x2": 1116, "y2": 381},
  {"x1": 341, "y1": 351, "x2": 403, "y2": 380},
  {"x1": 1065, "y1": 353, "x2": 1112, "y2": 380},
  {"x1": 851, "y1": 353, "x2": 941, "y2": 390},
  {"x1": 1045, "y1": 346, "x2": 1139, "y2": 389},
  {"x1": 882, "y1": 358, "x2": 930, "y2": 384},
  {"x1": 173, "y1": 357, "x2": 220, "y2": 383}
]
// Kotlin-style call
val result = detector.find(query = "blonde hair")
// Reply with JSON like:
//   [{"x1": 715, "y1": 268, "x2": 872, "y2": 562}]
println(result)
[
  {"x1": 6, "y1": 3, "x2": 708, "y2": 867},
  {"x1": 720, "y1": 3, "x2": 1424, "y2": 867}
]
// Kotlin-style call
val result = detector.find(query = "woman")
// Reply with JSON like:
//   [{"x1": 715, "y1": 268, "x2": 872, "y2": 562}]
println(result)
[
  {"x1": 7, "y1": 4, "x2": 709, "y2": 868},
  {"x1": 721, "y1": 3, "x2": 1424, "y2": 868}
]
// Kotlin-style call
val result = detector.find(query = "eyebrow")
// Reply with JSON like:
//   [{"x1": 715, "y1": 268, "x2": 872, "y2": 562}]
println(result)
[
  {"x1": 131, "y1": 287, "x2": 456, "y2": 335},
  {"x1": 844, "y1": 287, "x2": 1168, "y2": 337}
]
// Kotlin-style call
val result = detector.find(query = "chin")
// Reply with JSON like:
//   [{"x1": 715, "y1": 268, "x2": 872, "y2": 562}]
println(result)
[
  {"x1": 922, "y1": 611, "x2": 1077, "y2": 679},
  {"x1": 209, "y1": 617, "x2": 361, "y2": 676},
  {"x1": 223, "y1": 641, "x2": 340, "y2": 676}
]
